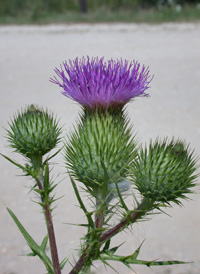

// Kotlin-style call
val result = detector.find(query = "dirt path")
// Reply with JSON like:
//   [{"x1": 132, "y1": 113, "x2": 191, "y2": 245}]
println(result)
[{"x1": 0, "y1": 23, "x2": 200, "y2": 274}]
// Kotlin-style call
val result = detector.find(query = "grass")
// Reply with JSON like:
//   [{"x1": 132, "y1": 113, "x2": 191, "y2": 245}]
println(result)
[{"x1": 0, "y1": 5, "x2": 200, "y2": 25}]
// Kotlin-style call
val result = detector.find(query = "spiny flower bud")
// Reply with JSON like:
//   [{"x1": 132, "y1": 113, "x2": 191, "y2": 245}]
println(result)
[
  {"x1": 130, "y1": 139, "x2": 198, "y2": 205},
  {"x1": 65, "y1": 111, "x2": 137, "y2": 195},
  {"x1": 7, "y1": 105, "x2": 62, "y2": 160}
]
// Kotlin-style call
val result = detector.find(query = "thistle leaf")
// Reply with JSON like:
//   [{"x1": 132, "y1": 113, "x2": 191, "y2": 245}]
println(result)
[
  {"x1": 100, "y1": 257, "x2": 119, "y2": 273},
  {"x1": 26, "y1": 252, "x2": 37, "y2": 257},
  {"x1": 100, "y1": 241, "x2": 188, "y2": 268},
  {"x1": 43, "y1": 147, "x2": 63, "y2": 165},
  {"x1": 102, "y1": 239, "x2": 111, "y2": 252},
  {"x1": 100, "y1": 252, "x2": 187, "y2": 267},
  {"x1": 40, "y1": 235, "x2": 48, "y2": 252},
  {"x1": 114, "y1": 180, "x2": 129, "y2": 211},
  {"x1": 108, "y1": 242, "x2": 125, "y2": 255},
  {"x1": 7, "y1": 208, "x2": 53, "y2": 273},
  {"x1": 43, "y1": 164, "x2": 50, "y2": 203},
  {"x1": 60, "y1": 256, "x2": 69, "y2": 270},
  {"x1": 70, "y1": 175, "x2": 94, "y2": 228},
  {"x1": 1, "y1": 153, "x2": 30, "y2": 175}
]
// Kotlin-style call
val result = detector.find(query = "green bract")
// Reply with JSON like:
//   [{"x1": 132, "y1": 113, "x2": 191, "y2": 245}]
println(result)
[
  {"x1": 7, "y1": 105, "x2": 61, "y2": 160},
  {"x1": 131, "y1": 139, "x2": 198, "y2": 205},
  {"x1": 65, "y1": 111, "x2": 137, "y2": 194}
]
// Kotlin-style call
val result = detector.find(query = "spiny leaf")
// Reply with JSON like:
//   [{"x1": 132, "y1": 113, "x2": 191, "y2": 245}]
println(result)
[
  {"x1": 106, "y1": 242, "x2": 125, "y2": 256},
  {"x1": 40, "y1": 235, "x2": 48, "y2": 252},
  {"x1": 43, "y1": 147, "x2": 63, "y2": 165},
  {"x1": 70, "y1": 175, "x2": 94, "y2": 228},
  {"x1": 33, "y1": 188, "x2": 44, "y2": 195},
  {"x1": 60, "y1": 256, "x2": 69, "y2": 270},
  {"x1": 100, "y1": 257, "x2": 119, "y2": 273},
  {"x1": 114, "y1": 180, "x2": 129, "y2": 211},
  {"x1": 137, "y1": 259, "x2": 188, "y2": 267},
  {"x1": 1, "y1": 153, "x2": 30, "y2": 175},
  {"x1": 102, "y1": 239, "x2": 111, "y2": 252},
  {"x1": 100, "y1": 245, "x2": 188, "y2": 267},
  {"x1": 7, "y1": 207, "x2": 39, "y2": 251},
  {"x1": 26, "y1": 252, "x2": 37, "y2": 257},
  {"x1": 43, "y1": 164, "x2": 50, "y2": 196},
  {"x1": 127, "y1": 240, "x2": 145, "y2": 260},
  {"x1": 7, "y1": 208, "x2": 53, "y2": 273}
]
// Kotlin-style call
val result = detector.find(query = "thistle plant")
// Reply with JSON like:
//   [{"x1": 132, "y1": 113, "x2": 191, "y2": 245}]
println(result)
[{"x1": 2, "y1": 57, "x2": 199, "y2": 274}]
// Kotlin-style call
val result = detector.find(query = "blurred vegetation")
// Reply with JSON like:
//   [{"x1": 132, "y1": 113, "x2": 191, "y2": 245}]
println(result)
[{"x1": 0, "y1": 0, "x2": 199, "y2": 24}]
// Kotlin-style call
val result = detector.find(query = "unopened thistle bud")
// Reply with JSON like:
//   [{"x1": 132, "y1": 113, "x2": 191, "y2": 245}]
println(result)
[
  {"x1": 65, "y1": 111, "x2": 137, "y2": 197},
  {"x1": 6, "y1": 105, "x2": 61, "y2": 161},
  {"x1": 130, "y1": 139, "x2": 198, "y2": 205}
]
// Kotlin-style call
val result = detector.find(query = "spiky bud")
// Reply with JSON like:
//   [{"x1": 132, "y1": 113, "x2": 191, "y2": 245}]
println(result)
[
  {"x1": 65, "y1": 111, "x2": 137, "y2": 197},
  {"x1": 6, "y1": 105, "x2": 62, "y2": 161},
  {"x1": 130, "y1": 139, "x2": 198, "y2": 205}
]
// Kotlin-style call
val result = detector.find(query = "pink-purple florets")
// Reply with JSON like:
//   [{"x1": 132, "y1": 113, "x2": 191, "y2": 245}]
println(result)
[{"x1": 50, "y1": 57, "x2": 152, "y2": 109}]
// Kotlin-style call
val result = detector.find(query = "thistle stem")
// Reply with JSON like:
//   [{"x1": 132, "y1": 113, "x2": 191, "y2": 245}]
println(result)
[
  {"x1": 95, "y1": 198, "x2": 104, "y2": 229},
  {"x1": 100, "y1": 210, "x2": 141, "y2": 242},
  {"x1": 69, "y1": 249, "x2": 89, "y2": 274},
  {"x1": 44, "y1": 203, "x2": 61, "y2": 274},
  {"x1": 69, "y1": 200, "x2": 147, "y2": 274},
  {"x1": 36, "y1": 178, "x2": 61, "y2": 274}
]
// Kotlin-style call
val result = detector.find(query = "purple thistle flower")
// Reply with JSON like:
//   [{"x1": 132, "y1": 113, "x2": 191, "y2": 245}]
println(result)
[{"x1": 50, "y1": 57, "x2": 152, "y2": 109}]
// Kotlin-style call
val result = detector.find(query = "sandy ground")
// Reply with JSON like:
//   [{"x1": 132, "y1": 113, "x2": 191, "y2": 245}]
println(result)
[{"x1": 0, "y1": 23, "x2": 200, "y2": 274}]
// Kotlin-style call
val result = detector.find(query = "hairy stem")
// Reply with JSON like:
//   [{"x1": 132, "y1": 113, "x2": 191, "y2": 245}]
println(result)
[{"x1": 36, "y1": 177, "x2": 61, "y2": 274}]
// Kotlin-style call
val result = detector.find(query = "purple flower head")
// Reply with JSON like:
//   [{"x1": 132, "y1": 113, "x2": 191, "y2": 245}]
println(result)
[{"x1": 50, "y1": 57, "x2": 152, "y2": 109}]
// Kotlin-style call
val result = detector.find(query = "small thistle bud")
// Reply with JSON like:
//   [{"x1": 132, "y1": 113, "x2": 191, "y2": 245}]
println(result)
[
  {"x1": 130, "y1": 139, "x2": 198, "y2": 205},
  {"x1": 6, "y1": 105, "x2": 62, "y2": 161},
  {"x1": 65, "y1": 111, "x2": 137, "y2": 197}
]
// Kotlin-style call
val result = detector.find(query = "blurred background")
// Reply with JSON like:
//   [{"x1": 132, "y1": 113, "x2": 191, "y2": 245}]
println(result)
[{"x1": 0, "y1": 0, "x2": 200, "y2": 24}]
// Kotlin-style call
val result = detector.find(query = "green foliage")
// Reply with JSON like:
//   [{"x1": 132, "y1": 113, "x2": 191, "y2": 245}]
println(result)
[
  {"x1": 99, "y1": 241, "x2": 187, "y2": 268},
  {"x1": 0, "y1": 0, "x2": 79, "y2": 16},
  {"x1": 65, "y1": 110, "x2": 137, "y2": 196},
  {"x1": 7, "y1": 208, "x2": 54, "y2": 273},
  {"x1": 1, "y1": 0, "x2": 199, "y2": 18},
  {"x1": 131, "y1": 138, "x2": 198, "y2": 205},
  {"x1": 6, "y1": 105, "x2": 62, "y2": 160},
  {"x1": 33, "y1": 164, "x2": 58, "y2": 207},
  {"x1": 70, "y1": 175, "x2": 94, "y2": 228},
  {"x1": 1, "y1": 3, "x2": 200, "y2": 23}
]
